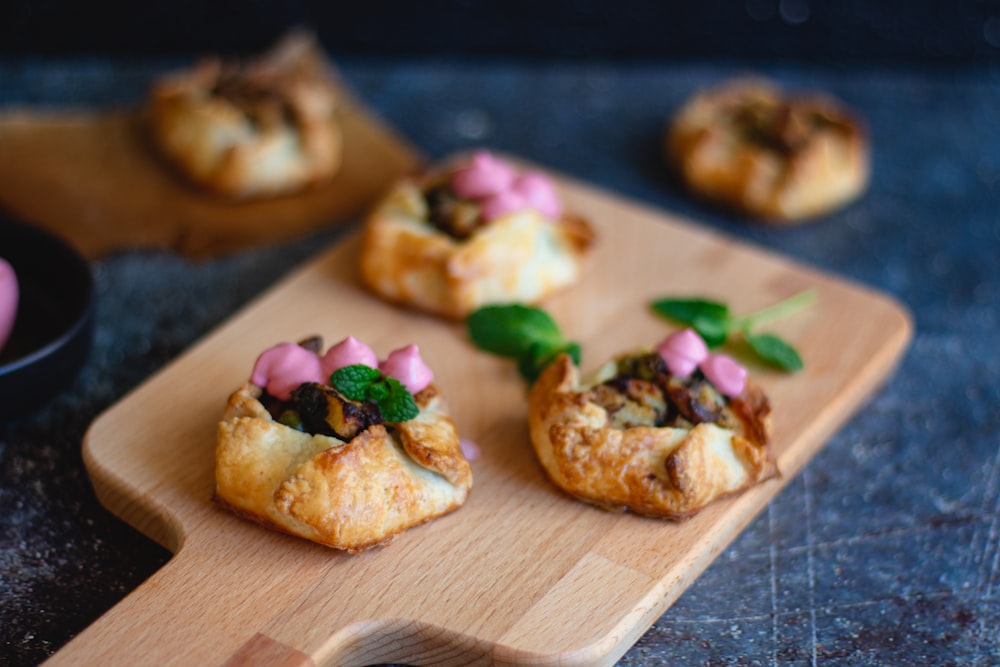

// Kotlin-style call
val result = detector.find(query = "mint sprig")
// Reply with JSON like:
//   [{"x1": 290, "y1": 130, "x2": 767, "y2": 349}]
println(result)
[
  {"x1": 650, "y1": 289, "x2": 815, "y2": 372},
  {"x1": 330, "y1": 364, "x2": 419, "y2": 422},
  {"x1": 467, "y1": 304, "x2": 581, "y2": 383}
]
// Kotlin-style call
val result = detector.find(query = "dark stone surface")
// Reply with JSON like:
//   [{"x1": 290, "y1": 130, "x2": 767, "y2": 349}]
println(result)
[{"x1": 1, "y1": 54, "x2": 999, "y2": 666}]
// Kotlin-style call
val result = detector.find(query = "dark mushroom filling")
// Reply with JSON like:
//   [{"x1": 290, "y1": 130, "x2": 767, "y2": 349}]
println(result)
[
  {"x1": 589, "y1": 352, "x2": 741, "y2": 432},
  {"x1": 424, "y1": 181, "x2": 487, "y2": 240}
]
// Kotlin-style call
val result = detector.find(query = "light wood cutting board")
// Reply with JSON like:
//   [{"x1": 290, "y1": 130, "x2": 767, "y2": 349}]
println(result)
[{"x1": 57, "y1": 166, "x2": 911, "y2": 667}]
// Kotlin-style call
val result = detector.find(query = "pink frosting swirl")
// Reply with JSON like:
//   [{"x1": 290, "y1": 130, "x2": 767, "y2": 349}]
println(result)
[
  {"x1": 251, "y1": 342, "x2": 324, "y2": 401},
  {"x1": 656, "y1": 328, "x2": 747, "y2": 398},
  {"x1": 321, "y1": 335, "x2": 378, "y2": 377},
  {"x1": 451, "y1": 150, "x2": 516, "y2": 198},
  {"x1": 656, "y1": 328, "x2": 709, "y2": 377},
  {"x1": 379, "y1": 344, "x2": 434, "y2": 394},
  {"x1": 251, "y1": 337, "x2": 436, "y2": 401},
  {"x1": 0, "y1": 258, "x2": 18, "y2": 354},
  {"x1": 450, "y1": 150, "x2": 562, "y2": 223},
  {"x1": 699, "y1": 353, "x2": 747, "y2": 397},
  {"x1": 513, "y1": 171, "x2": 562, "y2": 220}
]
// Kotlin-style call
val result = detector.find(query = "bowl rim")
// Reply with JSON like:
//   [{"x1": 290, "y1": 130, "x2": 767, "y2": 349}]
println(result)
[{"x1": 0, "y1": 216, "x2": 95, "y2": 378}]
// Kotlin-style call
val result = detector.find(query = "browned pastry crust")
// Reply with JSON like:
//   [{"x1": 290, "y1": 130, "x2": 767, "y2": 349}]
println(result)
[
  {"x1": 359, "y1": 169, "x2": 595, "y2": 320},
  {"x1": 527, "y1": 352, "x2": 776, "y2": 519},
  {"x1": 215, "y1": 381, "x2": 472, "y2": 552},
  {"x1": 148, "y1": 31, "x2": 342, "y2": 199},
  {"x1": 666, "y1": 78, "x2": 869, "y2": 223}
]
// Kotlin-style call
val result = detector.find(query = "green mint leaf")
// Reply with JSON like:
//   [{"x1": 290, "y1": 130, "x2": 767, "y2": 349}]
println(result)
[
  {"x1": 650, "y1": 298, "x2": 730, "y2": 328},
  {"x1": 516, "y1": 340, "x2": 581, "y2": 383},
  {"x1": 367, "y1": 381, "x2": 390, "y2": 402},
  {"x1": 691, "y1": 314, "x2": 729, "y2": 348},
  {"x1": 330, "y1": 364, "x2": 382, "y2": 401},
  {"x1": 379, "y1": 377, "x2": 419, "y2": 422},
  {"x1": 746, "y1": 333, "x2": 804, "y2": 372},
  {"x1": 467, "y1": 304, "x2": 564, "y2": 357}
]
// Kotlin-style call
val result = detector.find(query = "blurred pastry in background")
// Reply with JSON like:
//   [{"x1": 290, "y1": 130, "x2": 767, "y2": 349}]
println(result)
[
  {"x1": 148, "y1": 31, "x2": 342, "y2": 200},
  {"x1": 360, "y1": 150, "x2": 595, "y2": 319},
  {"x1": 665, "y1": 77, "x2": 869, "y2": 223}
]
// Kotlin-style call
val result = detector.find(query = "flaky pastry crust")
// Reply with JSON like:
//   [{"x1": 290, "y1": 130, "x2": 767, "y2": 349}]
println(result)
[
  {"x1": 527, "y1": 354, "x2": 776, "y2": 519},
  {"x1": 359, "y1": 172, "x2": 595, "y2": 320},
  {"x1": 215, "y1": 382, "x2": 472, "y2": 552},
  {"x1": 666, "y1": 78, "x2": 869, "y2": 223},
  {"x1": 148, "y1": 31, "x2": 342, "y2": 199}
]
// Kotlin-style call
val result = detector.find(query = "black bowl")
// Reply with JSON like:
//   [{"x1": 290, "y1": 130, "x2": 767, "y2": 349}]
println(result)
[{"x1": 0, "y1": 216, "x2": 94, "y2": 421}]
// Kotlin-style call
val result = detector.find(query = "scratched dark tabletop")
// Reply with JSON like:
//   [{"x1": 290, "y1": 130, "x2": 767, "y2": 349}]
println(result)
[{"x1": 1, "y1": 52, "x2": 999, "y2": 666}]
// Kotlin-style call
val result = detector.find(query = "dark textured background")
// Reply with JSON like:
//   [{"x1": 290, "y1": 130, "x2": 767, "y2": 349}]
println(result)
[
  {"x1": 1, "y1": 0, "x2": 999, "y2": 65},
  {"x1": 2, "y1": 2, "x2": 1000, "y2": 666}
]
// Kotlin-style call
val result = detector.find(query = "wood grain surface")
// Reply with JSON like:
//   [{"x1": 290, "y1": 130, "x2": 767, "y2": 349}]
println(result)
[
  {"x1": 56, "y1": 167, "x2": 911, "y2": 666},
  {"x1": 0, "y1": 69, "x2": 421, "y2": 259}
]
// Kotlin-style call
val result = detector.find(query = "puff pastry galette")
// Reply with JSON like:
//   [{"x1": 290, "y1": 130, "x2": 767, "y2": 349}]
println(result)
[
  {"x1": 666, "y1": 78, "x2": 869, "y2": 223},
  {"x1": 528, "y1": 329, "x2": 775, "y2": 519},
  {"x1": 360, "y1": 150, "x2": 595, "y2": 319},
  {"x1": 148, "y1": 31, "x2": 342, "y2": 199},
  {"x1": 215, "y1": 336, "x2": 472, "y2": 552}
]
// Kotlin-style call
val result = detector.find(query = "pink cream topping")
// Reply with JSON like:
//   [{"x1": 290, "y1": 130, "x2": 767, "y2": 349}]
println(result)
[
  {"x1": 460, "y1": 438, "x2": 482, "y2": 461},
  {"x1": 379, "y1": 344, "x2": 434, "y2": 394},
  {"x1": 656, "y1": 327, "x2": 708, "y2": 377},
  {"x1": 451, "y1": 150, "x2": 516, "y2": 198},
  {"x1": 252, "y1": 337, "x2": 435, "y2": 399},
  {"x1": 699, "y1": 353, "x2": 747, "y2": 398},
  {"x1": 321, "y1": 335, "x2": 378, "y2": 376},
  {"x1": 450, "y1": 150, "x2": 562, "y2": 222},
  {"x1": 0, "y1": 258, "x2": 17, "y2": 354},
  {"x1": 251, "y1": 342, "x2": 324, "y2": 401},
  {"x1": 656, "y1": 328, "x2": 747, "y2": 397}
]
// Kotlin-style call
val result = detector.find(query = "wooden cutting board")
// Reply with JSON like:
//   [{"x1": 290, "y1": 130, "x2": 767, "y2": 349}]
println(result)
[{"x1": 57, "y1": 166, "x2": 911, "y2": 667}]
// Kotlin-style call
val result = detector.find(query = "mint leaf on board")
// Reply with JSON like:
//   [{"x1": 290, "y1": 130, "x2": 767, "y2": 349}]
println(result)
[
  {"x1": 467, "y1": 304, "x2": 564, "y2": 357},
  {"x1": 467, "y1": 304, "x2": 580, "y2": 383},
  {"x1": 650, "y1": 298, "x2": 729, "y2": 327},
  {"x1": 650, "y1": 290, "x2": 815, "y2": 372},
  {"x1": 746, "y1": 333, "x2": 804, "y2": 372}
]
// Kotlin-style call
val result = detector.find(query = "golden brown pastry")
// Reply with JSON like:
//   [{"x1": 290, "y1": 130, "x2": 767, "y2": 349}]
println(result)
[
  {"x1": 360, "y1": 150, "x2": 595, "y2": 319},
  {"x1": 215, "y1": 336, "x2": 472, "y2": 552},
  {"x1": 666, "y1": 78, "x2": 869, "y2": 223},
  {"x1": 527, "y1": 332, "x2": 775, "y2": 519},
  {"x1": 148, "y1": 31, "x2": 342, "y2": 199}
]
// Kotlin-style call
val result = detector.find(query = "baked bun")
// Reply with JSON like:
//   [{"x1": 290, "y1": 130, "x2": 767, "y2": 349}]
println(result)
[
  {"x1": 666, "y1": 78, "x2": 869, "y2": 223},
  {"x1": 215, "y1": 337, "x2": 472, "y2": 552},
  {"x1": 360, "y1": 151, "x2": 595, "y2": 319},
  {"x1": 527, "y1": 340, "x2": 775, "y2": 519},
  {"x1": 148, "y1": 31, "x2": 342, "y2": 199}
]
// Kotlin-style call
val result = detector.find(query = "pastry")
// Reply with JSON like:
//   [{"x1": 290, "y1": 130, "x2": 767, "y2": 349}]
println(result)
[
  {"x1": 528, "y1": 328, "x2": 775, "y2": 519},
  {"x1": 359, "y1": 150, "x2": 595, "y2": 319},
  {"x1": 666, "y1": 78, "x2": 869, "y2": 222},
  {"x1": 215, "y1": 335, "x2": 472, "y2": 552},
  {"x1": 148, "y1": 31, "x2": 342, "y2": 199}
]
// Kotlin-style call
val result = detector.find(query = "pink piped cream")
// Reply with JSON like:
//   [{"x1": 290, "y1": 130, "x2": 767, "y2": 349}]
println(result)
[
  {"x1": 252, "y1": 337, "x2": 435, "y2": 400},
  {"x1": 0, "y1": 258, "x2": 17, "y2": 354},
  {"x1": 451, "y1": 150, "x2": 562, "y2": 222},
  {"x1": 379, "y1": 344, "x2": 434, "y2": 394},
  {"x1": 656, "y1": 328, "x2": 747, "y2": 397}
]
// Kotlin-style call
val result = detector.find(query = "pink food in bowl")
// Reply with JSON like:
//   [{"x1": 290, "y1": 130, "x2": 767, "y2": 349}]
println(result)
[{"x1": 0, "y1": 258, "x2": 18, "y2": 354}]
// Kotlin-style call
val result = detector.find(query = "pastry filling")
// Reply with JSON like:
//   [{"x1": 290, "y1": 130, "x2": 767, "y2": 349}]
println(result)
[
  {"x1": 729, "y1": 97, "x2": 847, "y2": 155},
  {"x1": 589, "y1": 352, "x2": 743, "y2": 432}
]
